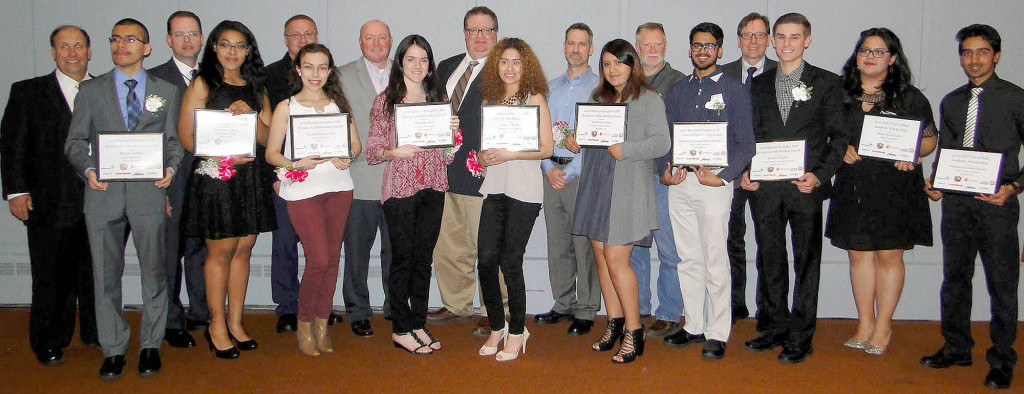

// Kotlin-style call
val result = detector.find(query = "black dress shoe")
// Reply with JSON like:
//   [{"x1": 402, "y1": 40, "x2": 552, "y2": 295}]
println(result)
[
  {"x1": 920, "y1": 348, "x2": 972, "y2": 368},
  {"x1": 567, "y1": 319, "x2": 593, "y2": 335},
  {"x1": 98, "y1": 355, "x2": 126, "y2": 380},
  {"x1": 985, "y1": 367, "x2": 1013, "y2": 389},
  {"x1": 203, "y1": 330, "x2": 240, "y2": 360},
  {"x1": 351, "y1": 320, "x2": 374, "y2": 337},
  {"x1": 185, "y1": 318, "x2": 210, "y2": 331},
  {"x1": 327, "y1": 312, "x2": 344, "y2": 326},
  {"x1": 744, "y1": 332, "x2": 787, "y2": 352},
  {"x1": 36, "y1": 348, "x2": 64, "y2": 366},
  {"x1": 778, "y1": 344, "x2": 813, "y2": 364},
  {"x1": 137, "y1": 348, "x2": 161, "y2": 377},
  {"x1": 164, "y1": 329, "x2": 196, "y2": 348},
  {"x1": 702, "y1": 339, "x2": 727, "y2": 360},
  {"x1": 664, "y1": 329, "x2": 706, "y2": 348},
  {"x1": 533, "y1": 310, "x2": 573, "y2": 324},
  {"x1": 276, "y1": 313, "x2": 298, "y2": 333}
]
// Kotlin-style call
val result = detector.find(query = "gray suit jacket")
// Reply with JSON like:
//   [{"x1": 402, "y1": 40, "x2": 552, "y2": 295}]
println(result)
[
  {"x1": 720, "y1": 57, "x2": 778, "y2": 84},
  {"x1": 338, "y1": 57, "x2": 386, "y2": 201},
  {"x1": 64, "y1": 69, "x2": 184, "y2": 218}
]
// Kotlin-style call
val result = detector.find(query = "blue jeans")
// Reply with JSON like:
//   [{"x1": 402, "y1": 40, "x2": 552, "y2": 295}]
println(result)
[{"x1": 629, "y1": 177, "x2": 683, "y2": 321}]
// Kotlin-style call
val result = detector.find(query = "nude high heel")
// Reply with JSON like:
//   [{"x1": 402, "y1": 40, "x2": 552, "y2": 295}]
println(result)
[
  {"x1": 496, "y1": 326, "x2": 530, "y2": 361},
  {"x1": 478, "y1": 322, "x2": 508, "y2": 356}
]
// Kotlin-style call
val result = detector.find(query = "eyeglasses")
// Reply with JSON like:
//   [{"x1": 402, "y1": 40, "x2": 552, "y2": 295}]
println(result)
[
  {"x1": 690, "y1": 42, "x2": 719, "y2": 52},
  {"x1": 857, "y1": 47, "x2": 890, "y2": 58},
  {"x1": 217, "y1": 41, "x2": 250, "y2": 51},
  {"x1": 285, "y1": 31, "x2": 317, "y2": 40},
  {"x1": 171, "y1": 31, "x2": 201, "y2": 40},
  {"x1": 108, "y1": 35, "x2": 147, "y2": 44},
  {"x1": 740, "y1": 32, "x2": 768, "y2": 40},
  {"x1": 465, "y1": 27, "x2": 496, "y2": 36}
]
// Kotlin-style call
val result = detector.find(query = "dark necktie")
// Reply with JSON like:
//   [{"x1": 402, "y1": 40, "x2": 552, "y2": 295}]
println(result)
[
  {"x1": 188, "y1": 69, "x2": 198, "y2": 84},
  {"x1": 963, "y1": 86, "x2": 982, "y2": 148},
  {"x1": 745, "y1": 66, "x2": 757, "y2": 86},
  {"x1": 125, "y1": 79, "x2": 141, "y2": 131},
  {"x1": 450, "y1": 60, "x2": 479, "y2": 111}
]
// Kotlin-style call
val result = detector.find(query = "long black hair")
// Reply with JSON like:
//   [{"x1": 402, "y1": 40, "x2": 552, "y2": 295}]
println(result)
[
  {"x1": 592, "y1": 39, "x2": 651, "y2": 104},
  {"x1": 286, "y1": 44, "x2": 351, "y2": 114},
  {"x1": 196, "y1": 20, "x2": 266, "y2": 111},
  {"x1": 383, "y1": 34, "x2": 444, "y2": 117},
  {"x1": 840, "y1": 27, "x2": 913, "y2": 110}
]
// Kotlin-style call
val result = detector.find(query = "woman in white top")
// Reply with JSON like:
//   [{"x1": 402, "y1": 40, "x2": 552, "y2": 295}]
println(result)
[
  {"x1": 475, "y1": 37, "x2": 553, "y2": 361},
  {"x1": 266, "y1": 44, "x2": 360, "y2": 357}
]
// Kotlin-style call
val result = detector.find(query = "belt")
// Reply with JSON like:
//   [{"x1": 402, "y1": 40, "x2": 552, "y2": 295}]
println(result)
[{"x1": 551, "y1": 156, "x2": 574, "y2": 165}]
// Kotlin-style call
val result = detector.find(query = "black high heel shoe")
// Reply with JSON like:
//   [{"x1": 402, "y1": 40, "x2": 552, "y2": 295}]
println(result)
[
  {"x1": 204, "y1": 330, "x2": 240, "y2": 360},
  {"x1": 228, "y1": 331, "x2": 258, "y2": 351},
  {"x1": 592, "y1": 317, "x2": 625, "y2": 352},
  {"x1": 612, "y1": 326, "x2": 646, "y2": 364}
]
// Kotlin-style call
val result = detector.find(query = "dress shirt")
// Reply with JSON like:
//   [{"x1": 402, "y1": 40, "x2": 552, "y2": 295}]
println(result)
[
  {"x1": 445, "y1": 53, "x2": 487, "y2": 100},
  {"x1": 741, "y1": 57, "x2": 767, "y2": 84},
  {"x1": 363, "y1": 58, "x2": 392, "y2": 95},
  {"x1": 113, "y1": 68, "x2": 147, "y2": 130},
  {"x1": 541, "y1": 67, "x2": 599, "y2": 181},
  {"x1": 172, "y1": 56, "x2": 198, "y2": 86},
  {"x1": 55, "y1": 68, "x2": 91, "y2": 112},
  {"x1": 774, "y1": 61, "x2": 805, "y2": 124}
]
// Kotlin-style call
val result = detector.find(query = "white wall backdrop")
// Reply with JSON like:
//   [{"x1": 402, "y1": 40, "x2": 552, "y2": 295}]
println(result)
[{"x1": 1, "y1": 0, "x2": 1022, "y2": 320}]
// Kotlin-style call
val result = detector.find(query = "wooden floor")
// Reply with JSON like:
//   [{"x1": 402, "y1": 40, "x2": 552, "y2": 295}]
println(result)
[{"x1": 0, "y1": 308, "x2": 1018, "y2": 393}]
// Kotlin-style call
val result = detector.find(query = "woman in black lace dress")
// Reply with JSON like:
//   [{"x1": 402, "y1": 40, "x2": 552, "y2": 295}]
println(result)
[{"x1": 178, "y1": 20, "x2": 275, "y2": 359}]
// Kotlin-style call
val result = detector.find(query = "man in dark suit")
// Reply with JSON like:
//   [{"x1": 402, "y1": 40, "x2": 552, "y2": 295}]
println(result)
[
  {"x1": 148, "y1": 10, "x2": 205, "y2": 349},
  {"x1": 739, "y1": 13, "x2": 844, "y2": 364},
  {"x1": 718, "y1": 12, "x2": 778, "y2": 329},
  {"x1": 64, "y1": 18, "x2": 183, "y2": 380},
  {"x1": 0, "y1": 25, "x2": 98, "y2": 366}
]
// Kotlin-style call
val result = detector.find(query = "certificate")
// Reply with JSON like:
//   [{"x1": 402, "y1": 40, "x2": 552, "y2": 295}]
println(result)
[
  {"x1": 480, "y1": 105, "x2": 540, "y2": 151},
  {"x1": 749, "y1": 140, "x2": 806, "y2": 181},
  {"x1": 575, "y1": 103, "x2": 627, "y2": 148},
  {"x1": 671, "y1": 122, "x2": 729, "y2": 167},
  {"x1": 394, "y1": 102, "x2": 454, "y2": 148},
  {"x1": 96, "y1": 132, "x2": 164, "y2": 181},
  {"x1": 193, "y1": 109, "x2": 257, "y2": 157},
  {"x1": 289, "y1": 113, "x2": 351, "y2": 159},
  {"x1": 931, "y1": 148, "x2": 1002, "y2": 195},
  {"x1": 857, "y1": 114, "x2": 922, "y2": 162}
]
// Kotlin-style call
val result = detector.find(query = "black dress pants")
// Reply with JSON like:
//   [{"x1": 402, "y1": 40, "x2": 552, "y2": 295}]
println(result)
[
  {"x1": 478, "y1": 194, "x2": 541, "y2": 335},
  {"x1": 727, "y1": 187, "x2": 769, "y2": 322},
  {"x1": 384, "y1": 189, "x2": 444, "y2": 334}
]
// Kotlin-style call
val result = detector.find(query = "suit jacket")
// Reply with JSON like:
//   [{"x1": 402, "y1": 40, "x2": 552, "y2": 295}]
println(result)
[
  {"x1": 436, "y1": 53, "x2": 486, "y2": 196},
  {"x1": 338, "y1": 56, "x2": 386, "y2": 201},
  {"x1": 265, "y1": 53, "x2": 293, "y2": 110},
  {"x1": 750, "y1": 62, "x2": 845, "y2": 200},
  {"x1": 64, "y1": 69, "x2": 183, "y2": 218},
  {"x1": 0, "y1": 72, "x2": 85, "y2": 224},
  {"x1": 721, "y1": 57, "x2": 778, "y2": 84},
  {"x1": 148, "y1": 58, "x2": 189, "y2": 95}
]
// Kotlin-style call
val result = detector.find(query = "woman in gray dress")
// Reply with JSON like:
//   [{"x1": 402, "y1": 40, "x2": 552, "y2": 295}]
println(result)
[{"x1": 570, "y1": 39, "x2": 670, "y2": 364}]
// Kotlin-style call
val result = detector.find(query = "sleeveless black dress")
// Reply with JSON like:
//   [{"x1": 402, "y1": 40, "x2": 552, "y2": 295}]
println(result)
[{"x1": 181, "y1": 84, "x2": 276, "y2": 239}]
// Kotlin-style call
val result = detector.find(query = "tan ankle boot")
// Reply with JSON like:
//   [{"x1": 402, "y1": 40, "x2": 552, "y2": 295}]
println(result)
[
  {"x1": 297, "y1": 320, "x2": 320, "y2": 357},
  {"x1": 312, "y1": 317, "x2": 334, "y2": 353}
]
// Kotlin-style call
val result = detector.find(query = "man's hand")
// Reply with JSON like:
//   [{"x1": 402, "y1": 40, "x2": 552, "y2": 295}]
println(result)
[
  {"x1": 86, "y1": 170, "x2": 109, "y2": 191},
  {"x1": 565, "y1": 134, "x2": 580, "y2": 154},
  {"x1": 791, "y1": 172, "x2": 818, "y2": 194},
  {"x1": 155, "y1": 168, "x2": 174, "y2": 189},
  {"x1": 923, "y1": 178, "x2": 943, "y2": 201},
  {"x1": 660, "y1": 163, "x2": 686, "y2": 186},
  {"x1": 692, "y1": 165, "x2": 725, "y2": 187},
  {"x1": 975, "y1": 184, "x2": 1016, "y2": 206},
  {"x1": 545, "y1": 167, "x2": 569, "y2": 190},
  {"x1": 843, "y1": 145, "x2": 862, "y2": 164},
  {"x1": 8, "y1": 194, "x2": 32, "y2": 221},
  {"x1": 740, "y1": 171, "x2": 759, "y2": 191}
]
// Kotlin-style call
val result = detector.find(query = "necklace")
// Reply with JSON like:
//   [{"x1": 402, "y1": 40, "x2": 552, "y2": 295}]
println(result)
[{"x1": 858, "y1": 91, "x2": 885, "y2": 104}]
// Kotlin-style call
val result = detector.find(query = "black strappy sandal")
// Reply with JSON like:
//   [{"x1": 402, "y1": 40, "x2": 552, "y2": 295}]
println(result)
[
  {"x1": 392, "y1": 332, "x2": 433, "y2": 355},
  {"x1": 414, "y1": 328, "x2": 442, "y2": 351}
]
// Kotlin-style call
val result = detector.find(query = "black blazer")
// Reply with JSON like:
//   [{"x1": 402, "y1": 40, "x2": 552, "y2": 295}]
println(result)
[
  {"x1": 750, "y1": 62, "x2": 846, "y2": 200},
  {"x1": 148, "y1": 58, "x2": 189, "y2": 95},
  {"x1": 720, "y1": 57, "x2": 778, "y2": 84},
  {"x1": 0, "y1": 72, "x2": 85, "y2": 223},
  {"x1": 436, "y1": 53, "x2": 486, "y2": 196}
]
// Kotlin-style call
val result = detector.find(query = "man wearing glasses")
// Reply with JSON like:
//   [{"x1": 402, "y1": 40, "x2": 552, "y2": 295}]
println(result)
[
  {"x1": 64, "y1": 18, "x2": 183, "y2": 379},
  {"x1": 719, "y1": 12, "x2": 777, "y2": 330},
  {"x1": 149, "y1": 10, "x2": 206, "y2": 349}
]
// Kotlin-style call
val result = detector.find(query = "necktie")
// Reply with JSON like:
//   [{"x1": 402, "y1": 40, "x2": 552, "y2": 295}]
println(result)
[
  {"x1": 745, "y1": 66, "x2": 757, "y2": 86},
  {"x1": 187, "y1": 69, "x2": 198, "y2": 84},
  {"x1": 963, "y1": 86, "x2": 982, "y2": 148},
  {"x1": 450, "y1": 60, "x2": 479, "y2": 111},
  {"x1": 125, "y1": 79, "x2": 141, "y2": 131}
]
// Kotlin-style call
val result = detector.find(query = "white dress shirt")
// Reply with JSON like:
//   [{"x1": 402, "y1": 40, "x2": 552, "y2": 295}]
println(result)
[
  {"x1": 363, "y1": 57, "x2": 392, "y2": 95},
  {"x1": 445, "y1": 53, "x2": 488, "y2": 104},
  {"x1": 172, "y1": 56, "x2": 198, "y2": 86}
]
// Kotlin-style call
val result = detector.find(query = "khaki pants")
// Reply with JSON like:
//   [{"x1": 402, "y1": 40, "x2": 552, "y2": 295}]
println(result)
[{"x1": 432, "y1": 192, "x2": 507, "y2": 317}]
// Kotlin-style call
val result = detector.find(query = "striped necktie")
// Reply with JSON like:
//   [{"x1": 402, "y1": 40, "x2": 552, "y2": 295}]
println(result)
[
  {"x1": 963, "y1": 86, "x2": 982, "y2": 148},
  {"x1": 125, "y1": 79, "x2": 141, "y2": 131},
  {"x1": 450, "y1": 60, "x2": 479, "y2": 111}
]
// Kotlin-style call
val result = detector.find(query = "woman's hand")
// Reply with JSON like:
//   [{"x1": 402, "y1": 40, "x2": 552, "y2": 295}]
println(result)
[
  {"x1": 450, "y1": 116, "x2": 460, "y2": 131},
  {"x1": 893, "y1": 160, "x2": 916, "y2": 171},
  {"x1": 227, "y1": 100, "x2": 253, "y2": 115},
  {"x1": 293, "y1": 155, "x2": 328, "y2": 170},
  {"x1": 843, "y1": 145, "x2": 862, "y2": 164},
  {"x1": 390, "y1": 145, "x2": 425, "y2": 160},
  {"x1": 607, "y1": 143, "x2": 624, "y2": 160},
  {"x1": 565, "y1": 134, "x2": 580, "y2": 154},
  {"x1": 481, "y1": 148, "x2": 511, "y2": 166},
  {"x1": 330, "y1": 158, "x2": 352, "y2": 170}
]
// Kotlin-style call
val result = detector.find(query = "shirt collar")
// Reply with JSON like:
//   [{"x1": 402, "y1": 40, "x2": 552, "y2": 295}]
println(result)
[
  {"x1": 172, "y1": 56, "x2": 197, "y2": 78},
  {"x1": 561, "y1": 66, "x2": 596, "y2": 85},
  {"x1": 54, "y1": 67, "x2": 90, "y2": 88},
  {"x1": 779, "y1": 61, "x2": 805, "y2": 83},
  {"x1": 113, "y1": 67, "x2": 146, "y2": 85},
  {"x1": 744, "y1": 56, "x2": 766, "y2": 70},
  {"x1": 363, "y1": 57, "x2": 392, "y2": 73},
  {"x1": 688, "y1": 68, "x2": 724, "y2": 83}
]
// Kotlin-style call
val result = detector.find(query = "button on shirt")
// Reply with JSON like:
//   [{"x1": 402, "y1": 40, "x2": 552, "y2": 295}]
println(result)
[
  {"x1": 364, "y1": 57, "x2": 392, "y2": 94},
  {"x1": 113, "y1": 68, "x2": 147, "y2": 130},
  {"x1": 542, "y1": 67, "x2": 599, "y2": 181}
]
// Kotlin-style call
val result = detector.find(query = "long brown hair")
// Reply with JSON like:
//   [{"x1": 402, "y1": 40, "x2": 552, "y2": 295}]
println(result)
[
  {"x1": 288, "y1": 43, "x2": 351, "y2": 113},
  {"x1": 592, "y1": 39, "x2": 651, "y2": 103},
  {"x1": 479, "y1": 37, "x2": 548, "y2": 103}
]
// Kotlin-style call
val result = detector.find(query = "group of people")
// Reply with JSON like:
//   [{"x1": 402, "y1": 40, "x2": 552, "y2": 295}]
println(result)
[{"x1": 0, "y1": 5, "x2": 1021, "y2": 391}]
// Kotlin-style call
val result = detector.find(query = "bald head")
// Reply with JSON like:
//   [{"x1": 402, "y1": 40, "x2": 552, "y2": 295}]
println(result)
[{"x1": 359, "y1": 20, "x2": 392, "y2": 68}]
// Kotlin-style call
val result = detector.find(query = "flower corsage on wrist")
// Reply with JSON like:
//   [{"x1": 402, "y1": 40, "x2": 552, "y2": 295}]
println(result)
[
  {"x1": 196, "y1": 156, "x2": 237, "y2": 181},
  {"x1": 552, "y1": 121, "x2": 573, "y2": 148},
  {"x1": 275, "y1": 162, "x2": 309, "y2": 186}
]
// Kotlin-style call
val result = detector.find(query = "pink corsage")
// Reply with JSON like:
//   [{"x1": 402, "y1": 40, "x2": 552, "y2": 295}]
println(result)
[
  {"x1": 444, "y1": 128, "x2": 464, "y2": 160},
  {"x1": 275, "y1": 164, "x2": 309, "y2": 186},
  {"x1": 195, "y1": 156, "x2": 237, "y2": 181},
  {"x1": 466, "y1": 149, "x2": 485, "y2": 178}
]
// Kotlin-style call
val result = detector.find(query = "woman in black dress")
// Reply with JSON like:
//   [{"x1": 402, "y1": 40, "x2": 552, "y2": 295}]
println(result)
[
  {"x1": 178, "y1": 20, "x2": 275, "y2": 359},
  {"x1": 825, "y1": 28, "x2": 936, "y2": 355}
]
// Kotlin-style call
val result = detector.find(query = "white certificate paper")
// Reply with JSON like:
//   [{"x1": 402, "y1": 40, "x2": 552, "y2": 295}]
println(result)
[
  {"x1": 480, "y1": 105, "x2": 540, "y2": 152},
  {"x1": 96, "y1": 132, "x2": 164, "y2": 181},
  {"x1": 671, "y1": 122, "x2": 728, "y2": 166},
  {"x1": 289, "y1": 113, "x2": 351, "y2": 159},
  {"x1": 858, "y1": 115, "x2": 922, "y2": 162},
  {"x1": 193, "y1": 109, "x2": 257, "y2": 157},
  {"x1": 395, "y1": 102, "x2": 454, "y2": 148},
  {"x1": 749, "y1": 140, "x2": 806, "y2": 181},
  {"x1": 575, "y1": 103, "x2": 627, "y2": 148},
  {"x1": 932, "y1": 148, "x2": 1002, "y2": 195}
]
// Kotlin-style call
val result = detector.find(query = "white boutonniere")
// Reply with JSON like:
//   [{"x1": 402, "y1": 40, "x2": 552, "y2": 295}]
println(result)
[
  {"x1": 704, "y1": 94, "x2": 726, "y2": 115},
  {"x1": 145, "y1": 95, "x2": 166, "y2": 113},
  {"x1": 792, "y1": 83, "x2": 813, "y2": 102}
]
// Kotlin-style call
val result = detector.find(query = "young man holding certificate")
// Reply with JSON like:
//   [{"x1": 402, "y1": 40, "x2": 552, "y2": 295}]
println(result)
[
  {"x1": 657, "y1": 22, "x2": 754, "y2": 360},
  {"x1": 920, "y1": 24, "x2": 1024, "y2": 390},
  {"x1": 738, "y1": 13, "x2": 844, "y2": 364}
]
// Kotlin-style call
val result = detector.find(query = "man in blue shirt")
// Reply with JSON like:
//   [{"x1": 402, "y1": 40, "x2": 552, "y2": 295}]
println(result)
[{"x1": 533, "y1": 23, "x2": 600, "y2": 336}]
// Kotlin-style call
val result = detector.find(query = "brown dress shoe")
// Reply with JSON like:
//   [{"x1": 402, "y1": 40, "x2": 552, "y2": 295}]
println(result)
[
  {"x1": 472, "y1": 317, "x2": 491, "y2": 337},
  {"x1": 646, "y1": 320, "x2": 681, "y2": 338},
  {"x1": 426, "y1": 307, "x2": 473, "y2": 325}
]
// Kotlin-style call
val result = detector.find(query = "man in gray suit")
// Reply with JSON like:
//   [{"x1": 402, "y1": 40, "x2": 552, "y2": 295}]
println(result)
[
  {"x1": 64, "y1": 18, "x2": 183, "y2": 380},
  {"x1": 337, "y1": 19, "x2": 393, "y2": 338},
  {"x1": 718, "y1": 12, "x2": 777, "y2": 329}
]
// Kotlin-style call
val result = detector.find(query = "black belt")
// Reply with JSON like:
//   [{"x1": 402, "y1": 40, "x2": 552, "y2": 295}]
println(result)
[{"x1": 551, "y1": 156, "x2": 574, "y2": 165}]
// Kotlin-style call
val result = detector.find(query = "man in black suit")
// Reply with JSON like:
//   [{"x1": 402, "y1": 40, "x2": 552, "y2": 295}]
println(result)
[
  {"x1": 148, "y1": 10, "x2": 205, "y2": 349},
  {"x1": 739, "y1": 13, "x2": 844, "y2": 364},
  {"x1": 718, "y1": 12, "x2": 778, "y2": 329},
  {"x1": 0, "y1": 24, "x2": 98, "y2": 366}
]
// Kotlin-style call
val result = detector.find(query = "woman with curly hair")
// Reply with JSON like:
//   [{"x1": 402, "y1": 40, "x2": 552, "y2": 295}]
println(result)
[{"x1": 475, "y1": 37, "x2": 553, "y2": 361}]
